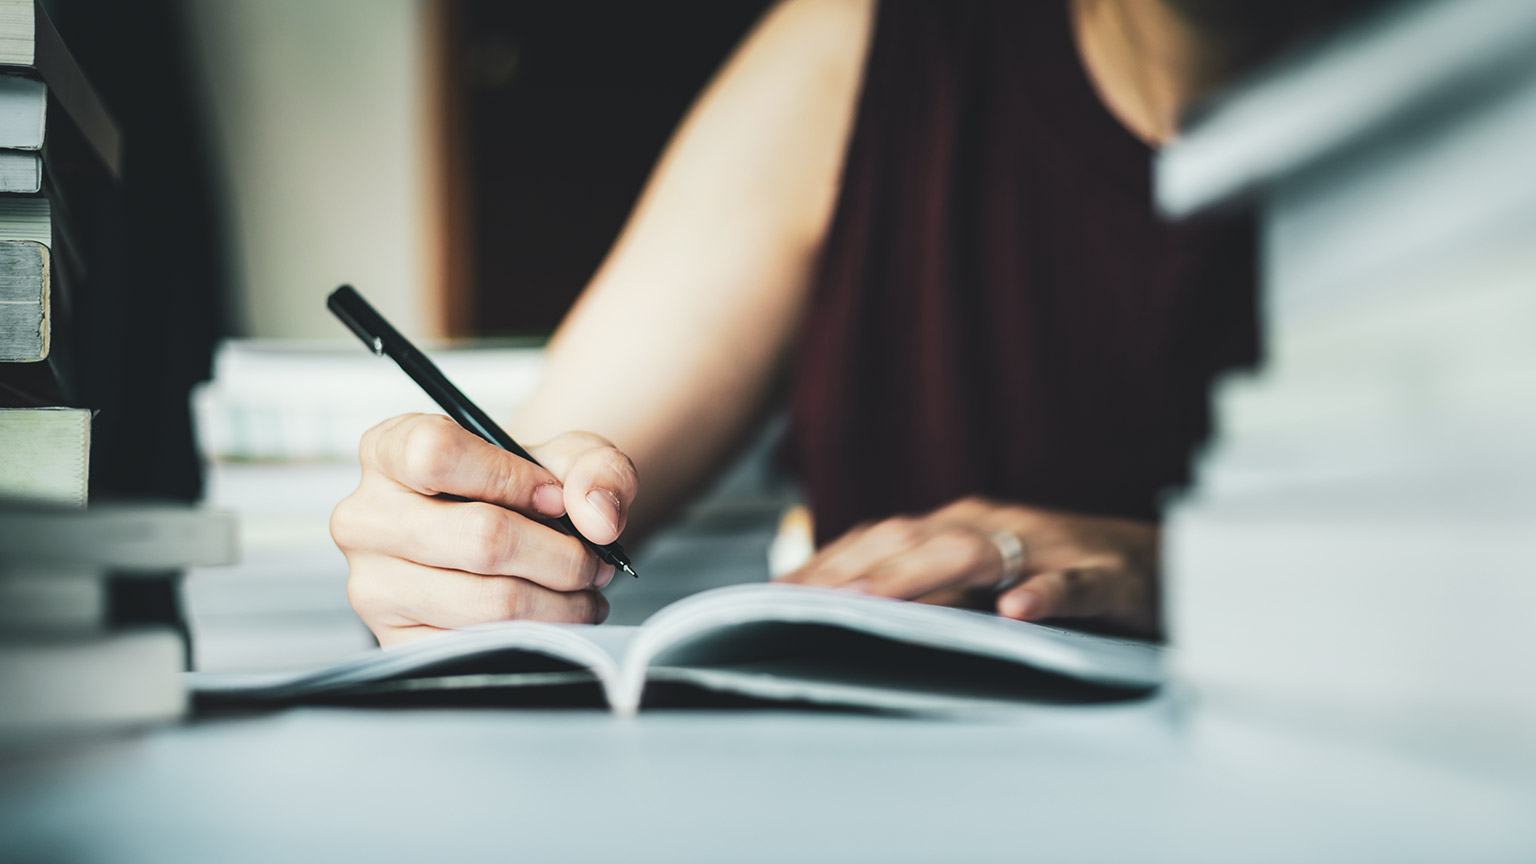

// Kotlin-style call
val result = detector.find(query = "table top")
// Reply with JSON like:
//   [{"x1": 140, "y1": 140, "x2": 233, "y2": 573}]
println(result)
[
  {"x1": 8, "y1": 457, "x2": 1525, "y2": 863},
  {"x1": 1, "y1": 698, "x2": 1532, "y2": 864}
]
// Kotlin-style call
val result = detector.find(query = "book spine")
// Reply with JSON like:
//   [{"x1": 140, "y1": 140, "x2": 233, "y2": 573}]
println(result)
[
  {"x1": 0, "y1": 147, "x2": 40, "y2": 192},
  {"x1": 0, "y1": 505, "x2": 240, "y2": 571},
  {"x1": 0, "y1": 238, "x2": 47, "y2": 361},
  {"x1": 0, "y1": 72, "x2": 44, "y2": 149},
  {"x1": 27, "y1": 0, "x2": 120, "y2": 178}
]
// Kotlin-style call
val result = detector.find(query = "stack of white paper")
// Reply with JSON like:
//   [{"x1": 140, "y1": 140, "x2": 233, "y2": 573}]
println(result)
[
  {"x1": 1156, "y1": 0, "x2": 1536, "y2": 787},
  {"x1": 192, "y1": 339, "x2": 546, "y2": 461}
]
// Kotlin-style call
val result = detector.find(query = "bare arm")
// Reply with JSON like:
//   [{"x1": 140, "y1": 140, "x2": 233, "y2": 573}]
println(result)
[
  {"x1": 511, "y1": 0, "x2": 874, "y2": 540},
  {"x1": 332, "y1": 0, "x2": 873, "y2": 642}
]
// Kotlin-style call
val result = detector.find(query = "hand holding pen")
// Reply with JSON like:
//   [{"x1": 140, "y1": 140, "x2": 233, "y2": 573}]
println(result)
[{"x1": 327, "y1": 286, "x2": 639, "y2": 646}]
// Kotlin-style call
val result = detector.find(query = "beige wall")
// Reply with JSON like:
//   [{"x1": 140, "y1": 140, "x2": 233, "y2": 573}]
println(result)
[{"x1": 183, "y1": 0, "x2": 432, "y2": 339}]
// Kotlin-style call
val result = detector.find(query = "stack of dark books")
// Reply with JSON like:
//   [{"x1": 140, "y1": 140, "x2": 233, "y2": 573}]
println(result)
[{"x1": 0, "y1": 0, "x2": 233, "y2": 736}]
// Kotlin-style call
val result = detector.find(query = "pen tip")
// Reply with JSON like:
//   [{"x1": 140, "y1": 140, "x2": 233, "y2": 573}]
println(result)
[{"x1": 622, "y1": 563, "x2": 639, "y2": 579}]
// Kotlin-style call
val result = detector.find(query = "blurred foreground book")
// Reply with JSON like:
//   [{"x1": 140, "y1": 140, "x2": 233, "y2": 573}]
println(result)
[
  {"x1": 1157, "y1": 0, "x2": 1536, "y2": 788},
  {"x1": 0, "y1": 501, "x2": 237, "y2": 735}
]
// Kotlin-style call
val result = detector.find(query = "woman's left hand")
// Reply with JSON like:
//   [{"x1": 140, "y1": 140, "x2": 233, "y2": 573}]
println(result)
[{"x1": 775, "y1": 497, "x2": 1160, "y2": 637}]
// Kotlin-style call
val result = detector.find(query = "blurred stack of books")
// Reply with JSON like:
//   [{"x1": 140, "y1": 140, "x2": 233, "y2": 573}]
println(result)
[
  {"x1": 0, "y1": 501, "x2": 236, "y2": 733},
  {"x1": 1158, "y1": 0, "x2": 1536, "y2": 784},
  {"x1": 0, "y1": 1, "x2": 233, "y2": 735},
  {"x1": 0, "y1": 0, "x2": 119, "y2": 393},
  {"x1": 193, "y1": 339, "x2": 545, "y2": 461}
]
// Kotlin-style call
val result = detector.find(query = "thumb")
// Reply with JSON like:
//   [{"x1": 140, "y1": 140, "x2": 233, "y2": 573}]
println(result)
[{"x1": 529, "y1": 431, "x2": 638, "y2": 545}]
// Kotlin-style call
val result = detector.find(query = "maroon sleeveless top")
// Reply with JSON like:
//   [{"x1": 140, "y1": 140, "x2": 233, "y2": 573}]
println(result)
[{"x1": 786, "y1": 1, "x2": 1258, "y2": 546}]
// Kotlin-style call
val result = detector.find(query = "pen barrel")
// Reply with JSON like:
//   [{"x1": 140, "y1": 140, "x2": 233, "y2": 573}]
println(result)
[
  {"x1": 328, "y1": 284, "x2": 636, "y2": 577},
  {"x1": 392, "y1": 350, "x2": 538, "y2": 465},
  {"x1": 394, "y1": 351, "x2": 633, "y2": 571}
]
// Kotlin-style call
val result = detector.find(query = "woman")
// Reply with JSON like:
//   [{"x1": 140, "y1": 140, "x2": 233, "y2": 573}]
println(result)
[{"x1": 331, "y1": 1, "x2": 1328, "y2": 646}]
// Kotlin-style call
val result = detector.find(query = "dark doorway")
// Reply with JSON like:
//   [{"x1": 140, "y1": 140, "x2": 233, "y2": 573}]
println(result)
[{"x1": 441, "y1": 1, "x2": 772, "y2": 337}]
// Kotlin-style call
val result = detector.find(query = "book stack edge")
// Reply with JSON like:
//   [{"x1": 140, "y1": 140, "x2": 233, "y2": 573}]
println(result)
[
  {"x1": 1156, "y1": 0, "x2": 1536, "y2": 784},
  {"x1": 0, "y1": 1, "x2": 233, "y2": 738},
  {"x1": 0, "y1": 501, "x2": 239, "y2": 734}
]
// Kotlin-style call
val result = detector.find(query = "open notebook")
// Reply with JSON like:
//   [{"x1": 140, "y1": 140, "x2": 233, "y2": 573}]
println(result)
[{"x1": 190, "y1": 584, "x2": 1163, "y2": 715}]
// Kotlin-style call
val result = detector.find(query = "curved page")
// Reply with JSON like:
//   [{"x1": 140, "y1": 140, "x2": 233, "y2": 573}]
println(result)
[
  {"x1": 614, "y1": 584, "x2": 1162, "y2": 714},
  {"x1": 189, "y1": 623, "x2": 635, "y2": 704}
]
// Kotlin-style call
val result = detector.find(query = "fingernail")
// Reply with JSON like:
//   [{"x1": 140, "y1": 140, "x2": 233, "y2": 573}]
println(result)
[
  {"x1": 594, "y1": 593, "x2": 610, "y2": 624},
  {"x1": 595, "y1": 563, "x2": 615, "y2": 589},
  {"x1": 533, "y1": 483, "x2": 565, "y2": 517},
  {"x1": 586, "y1": 489, "x2": 621, "y2": 533},
  {"x1": 840, "y1": 578, "x2": 870, "y2": 594}
]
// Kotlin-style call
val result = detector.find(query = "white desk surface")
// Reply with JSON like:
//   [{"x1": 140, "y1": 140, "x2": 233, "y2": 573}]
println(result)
[
  {"x1": 4, "y1": 459, "x2": 1526, "y2": 862},
  {"x1": 1, "y1": 699, "x2": 1532, "y2": 864}
]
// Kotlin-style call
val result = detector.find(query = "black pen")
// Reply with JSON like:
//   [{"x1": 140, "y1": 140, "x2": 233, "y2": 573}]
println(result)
[{"x1": 327, "y1": 284, "x2": 638, "y2": 579}]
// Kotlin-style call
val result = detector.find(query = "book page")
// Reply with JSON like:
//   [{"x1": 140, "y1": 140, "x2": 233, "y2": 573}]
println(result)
[
  {"x1": 189, "y1": 622, "x2": 638, "y2": 706},
  {"x1": 609, "y1": 584, "x2": 1162, "y2": 714}
]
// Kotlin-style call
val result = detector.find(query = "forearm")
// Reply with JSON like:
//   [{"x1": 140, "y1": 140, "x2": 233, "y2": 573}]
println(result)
[{"x1": 508, "y1": 0, "x2": 874, "y2": 541}]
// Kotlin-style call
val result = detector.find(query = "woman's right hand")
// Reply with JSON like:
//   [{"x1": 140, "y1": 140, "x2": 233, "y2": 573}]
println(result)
[{"x1": 330, "y1": 414, "x2": 639, "y2": 646}]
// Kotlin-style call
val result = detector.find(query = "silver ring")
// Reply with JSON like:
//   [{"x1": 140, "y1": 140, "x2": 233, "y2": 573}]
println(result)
[{"x1": 988, "y1": 529, "x2": 1028, "y2": 591}]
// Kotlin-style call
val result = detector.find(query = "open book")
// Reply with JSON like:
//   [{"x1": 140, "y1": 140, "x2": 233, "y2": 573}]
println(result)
[{"x1": 190, "y1": 584, "x2": 1163, "y2": 715}]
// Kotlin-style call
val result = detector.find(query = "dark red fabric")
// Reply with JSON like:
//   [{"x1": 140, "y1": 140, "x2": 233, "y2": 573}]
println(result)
[{"x1": 786, "y1": 1, "x2": 1258, "y2": 546}]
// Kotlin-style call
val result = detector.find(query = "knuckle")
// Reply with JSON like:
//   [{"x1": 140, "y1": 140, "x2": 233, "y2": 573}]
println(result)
[
  {"x1": 346, "y1": 569, "x2": 387, "y2": 622},
  {"x1": 401, "y1": 416, "x2": 459, "y2": 487},
  {"x1": 360, "y1": 414, "x2": 415, "y2": 469},
  {"x1": 485, "y1": 453, "x2": 531, "y2": 501},
  {"x1": 971, "y1": 533, "x2": 1001, "y2": 570},
  {"x1": 478, "y1": 577, "x2": 526, "y2": 621},
  {"x1": 358, "y1": 424, "x2": 386, "y2": 468},
  {"x1": 1061, "y1": 568, "x2": 1092, "y2": 603},
  {"x1": 873, "y1": 517, "x2": 922, "y2": 548},
  {"x1": 597, "y1": 447, "x2": 639, "y2": 486},
  {"x1": 943, "y1": 529, "x2": 992, "y2": 570},
  {"x1": 555, "y1": 537, "x2": 599, "y2": 590},
  {"x1": 329, "y1": 497, "x2": 361, "y2": 550},
  {"x1": 458, "y1": 504, "x2": 517, "y2": 573}
]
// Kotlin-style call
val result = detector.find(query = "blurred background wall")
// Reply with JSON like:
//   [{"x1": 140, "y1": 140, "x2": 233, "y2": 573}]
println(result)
[
  {"x1": 181, "y1": 0, "x2": 429, "y2": 339},
  {"x1": 177, "y1": 0, "x2": 769, "y2": 341}
]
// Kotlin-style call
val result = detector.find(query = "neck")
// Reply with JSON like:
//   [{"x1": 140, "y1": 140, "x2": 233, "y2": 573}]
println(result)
[{"x1": 1070, "y1": 0, "x2": 1242, "y2": 147}]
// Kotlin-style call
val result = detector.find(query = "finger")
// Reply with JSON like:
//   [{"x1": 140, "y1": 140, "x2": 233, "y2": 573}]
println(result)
[
  {"x1": 996, "y1": 567, "x2": 1116, "y2": 622},
  {"x1": 843, "y1": 529, "x2": 1001, "y2": 600},
  {"x1": 772, "y1": 520, "x2": 870, "y2": 583},
  {"x1": 532, "y1": 433, "x2": 639, "y2": 546},
  {"x1": 347, "y1": 553, "x2": 609, "y2": 636},
  {"x1": 779, "y1": 517, "x2": 926, "y2": 587},
  {"x1": 363, "y1": 414, "x2": 566, "y2": 518},
  {"x1": 912, "y1": 585, "x2": 994, "y2": 611},
  {"x1": 332, "y1": 490, "x2": 612, "y2": 591},
  {"x1": 375, "y1": 623, "x2": 449, "y2": 648}
]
